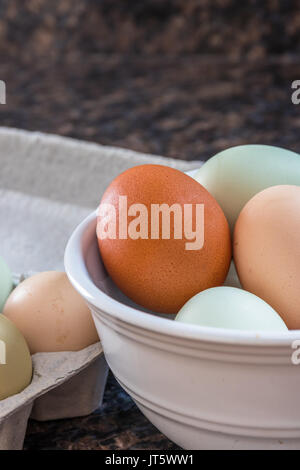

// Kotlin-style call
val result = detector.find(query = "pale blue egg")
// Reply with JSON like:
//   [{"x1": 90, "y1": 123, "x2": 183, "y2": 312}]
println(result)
[
  {"x1": 195, "y1": 145, "x2": 300, "y2": 232},
  {"x1": 0, "y1": 256, "x2": 13, "y2": 312},
  {"x1": 175, "y1": 286, "x2": 288, "y2": 331}
]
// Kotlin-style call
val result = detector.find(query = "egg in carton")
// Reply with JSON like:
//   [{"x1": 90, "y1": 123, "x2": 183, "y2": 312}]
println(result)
[{"x1": 0, "y1": 272, "x2": 109, "y2": 450}]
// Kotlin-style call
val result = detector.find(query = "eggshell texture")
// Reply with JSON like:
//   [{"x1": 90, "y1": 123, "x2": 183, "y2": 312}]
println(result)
[
  {"x1": 234, "y1": 185, "x2": 300, "y2": 329},
  {"x1": 0, "y1": 256, "x2": 13, "y2": 312},
  {"x1": 3, "y1": 272, "x2": 99, "y2": 353},
  {"x1": 175, "y1": 286, "x2": 287, "y2": 331},
  {"x1": 195, "y1": 145, "x2": 300, "y2": 232},
  {"x1": 97, "y1": 164, "x2": 231, "y2": 313},
  {"x1": 0, "y1": 315, "x2": 32, "y2": 400}
]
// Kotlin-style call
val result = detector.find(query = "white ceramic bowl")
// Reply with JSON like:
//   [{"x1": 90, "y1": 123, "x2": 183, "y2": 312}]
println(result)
[{"x1": 65, "y1": 211, "x2": 300, "y2": 450}]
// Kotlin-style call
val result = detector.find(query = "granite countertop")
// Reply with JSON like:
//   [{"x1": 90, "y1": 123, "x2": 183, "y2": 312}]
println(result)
[
  {"x1": 1, "y1": 0, "x2": 300, "y2": 451},
  {"x1": 2, "y1": 55, "x2": 300, "y2": 163},
  {"x1": 24, "y1": 374, "x2": 180, "y2": 450},
  {"x1": 1, "y1": 0, "x2": 300, "y2": 162}
]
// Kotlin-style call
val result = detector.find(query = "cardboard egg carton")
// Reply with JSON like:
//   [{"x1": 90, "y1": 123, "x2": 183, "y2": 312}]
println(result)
[
  {"x1": 0, "y1": 273, "x2": 109, "y2": 450},
  {"x1": 0, "y1": 342, "x2": 108, "y2": 450}
]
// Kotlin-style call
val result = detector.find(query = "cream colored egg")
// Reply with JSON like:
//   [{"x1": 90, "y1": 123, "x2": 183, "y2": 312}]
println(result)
[
  {"x1": 3, "y1": 272, "x2": 99, "y2": 353},
  {"x1": 234, "y1": 185, "x2": 300, "y2": 329},
  {"x1": 0, "y1": 315, "x2": 32, "y2": 400}
]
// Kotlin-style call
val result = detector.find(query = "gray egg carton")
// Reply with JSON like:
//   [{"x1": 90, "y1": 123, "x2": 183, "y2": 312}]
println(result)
[
  {"x1": 0, "y1": 342, "x2": 108, "y2": 450},
  {"x1": 0, "y1": 273, "x2": 109, "y2": 450}
]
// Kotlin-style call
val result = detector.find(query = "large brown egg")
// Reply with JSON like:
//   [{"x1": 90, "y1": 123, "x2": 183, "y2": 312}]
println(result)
[{"x1": 97, "y1": 164, "x2": 231, "y2": 313}]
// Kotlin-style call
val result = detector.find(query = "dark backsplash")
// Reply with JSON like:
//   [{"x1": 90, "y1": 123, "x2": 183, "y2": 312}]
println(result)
[
  {"x1": 1, "y1": 1, "x2": 300, "y2": 160},
  {"x1": 1, "y1": 0, "x2": 300, "y2": 61}
]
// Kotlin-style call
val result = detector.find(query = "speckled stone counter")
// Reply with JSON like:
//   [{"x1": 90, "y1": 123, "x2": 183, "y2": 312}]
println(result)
[
  {"x1": 23, "y1": 373, "x2": 179, "y2": 450},
  {"x1": 1, "y1": 55, "x2": 300, "y2": 162},
  {"x1": 1, "y1": 0, "x2": 300, "y2": 451},
  {"x1": 1, "y1": 0, "x2": 300, "y2": 162}
]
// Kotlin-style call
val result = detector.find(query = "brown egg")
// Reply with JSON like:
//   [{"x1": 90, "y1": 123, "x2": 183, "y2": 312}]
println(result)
[
  {"x1": 3, "y1": 272, "x2": 99, "y2": 353},
  {"x1": 234, "y1": 185, "x2": 300, "y2": 329},
  {"x1": 97, "y1": 164, "x2": 231, "y2": 313}
]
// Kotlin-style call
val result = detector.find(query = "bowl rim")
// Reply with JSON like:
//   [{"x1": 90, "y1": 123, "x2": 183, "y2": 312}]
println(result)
[{"x1": 64, "y1": 210, "x2": 300, "y2": 347}]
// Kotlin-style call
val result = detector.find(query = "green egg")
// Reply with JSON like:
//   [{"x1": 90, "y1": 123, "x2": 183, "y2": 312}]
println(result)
[
  {"x1": 195, "y1": 145, "x2": 300, "y2": 232},
  {"x1": 175, "y1": 286, "x2": 288, "y2": 332},
  {"x1": 0, "y1": 315, "x2": 32, "y2": 400},
  {"x1": 0, "y1": 256, "x2": 13, "y2": 312}
]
